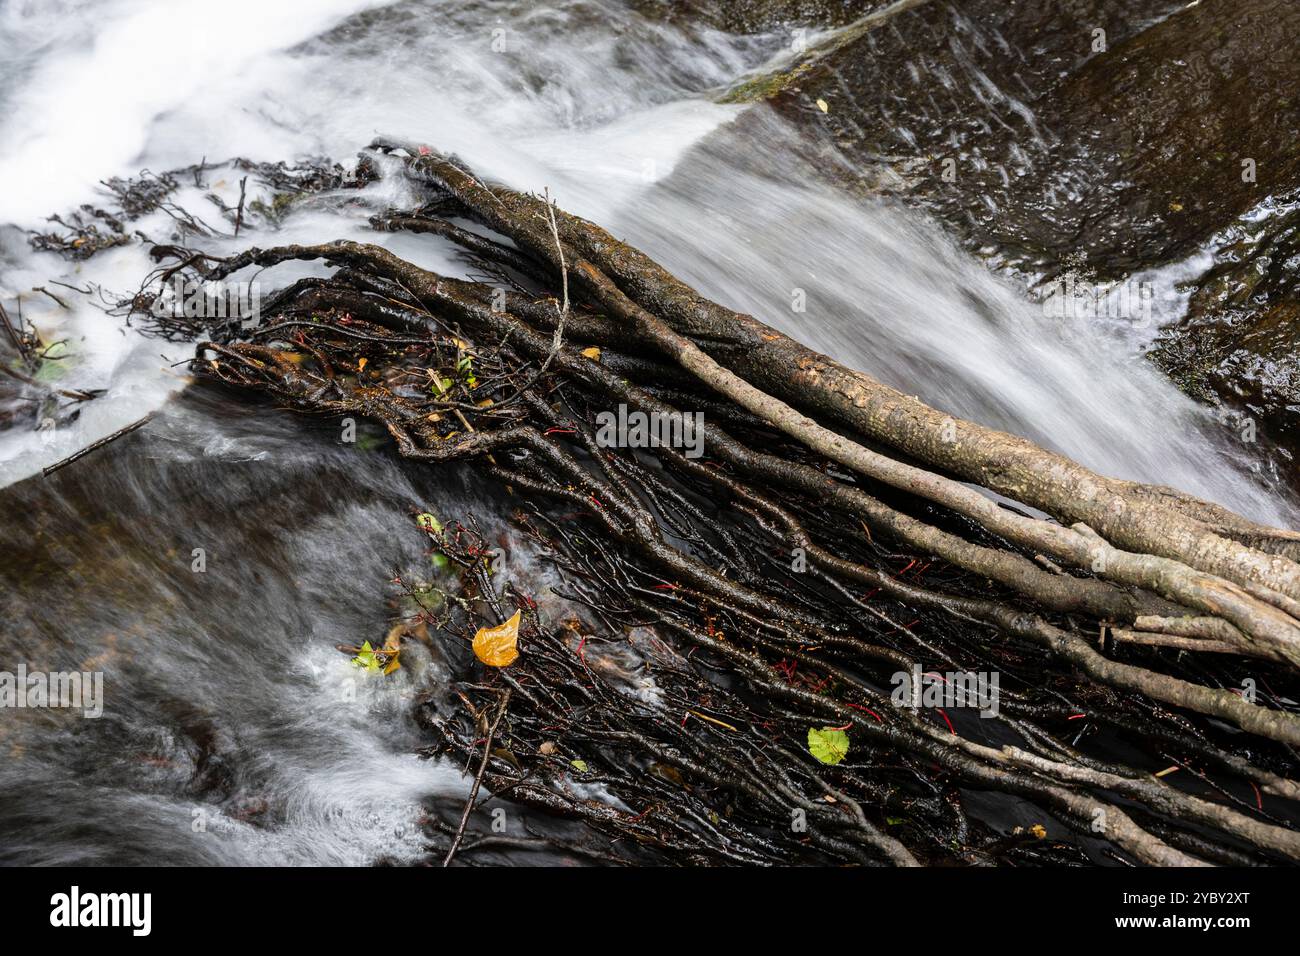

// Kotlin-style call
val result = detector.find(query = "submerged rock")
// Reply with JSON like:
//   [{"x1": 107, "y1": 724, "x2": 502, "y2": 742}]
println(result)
[
  {"x1": 718, "y1": 0, "x2": 1300, "y2": 457},
  {"x1": 1150, "y1": 190, "x2": 1300, "y2": 450},
  {"x1": 635, "y1": 0, "x2": 880, "y2": 34}
]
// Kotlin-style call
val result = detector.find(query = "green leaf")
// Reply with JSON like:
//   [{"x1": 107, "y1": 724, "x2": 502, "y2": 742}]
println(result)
[
  {"x1": 570, "y1": 759, "x2": 589, "y2": 774},
  {"x1": 415, "y1": 512, "x2": 442, "y2": 533},
  {"x1": 355, "y1": 431, "x2": 386, "y2": 452},
  {"x1": 807, "y1": 726, "x2": 849, "y2": 765},
  {"x1": 351, "y1": 640, "x2": 381, "y2": 672}
]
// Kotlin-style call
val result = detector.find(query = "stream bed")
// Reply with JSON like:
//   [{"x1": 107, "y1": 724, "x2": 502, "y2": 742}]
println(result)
[{"x1": 1, "y1": 0, "x2": 1295, "y2": 865}]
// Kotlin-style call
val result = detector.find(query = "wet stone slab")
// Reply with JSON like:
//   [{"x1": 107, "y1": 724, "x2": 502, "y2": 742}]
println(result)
[{"x1": 712, "y1": 0, "x2": 1300, "y2": 460}]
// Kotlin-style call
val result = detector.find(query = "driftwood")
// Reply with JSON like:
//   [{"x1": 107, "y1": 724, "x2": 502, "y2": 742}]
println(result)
[{"x1": 131, "y1": 142, "x2": 1300, "y2": 865}]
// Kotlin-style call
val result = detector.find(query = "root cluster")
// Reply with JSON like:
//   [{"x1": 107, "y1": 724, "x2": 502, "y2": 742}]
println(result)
[{"x1": 132, "y1": 142, "x2": 1300, "y2": 865}]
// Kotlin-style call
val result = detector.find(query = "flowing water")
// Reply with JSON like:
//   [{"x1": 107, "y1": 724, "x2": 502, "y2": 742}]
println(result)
[{"x1": 1, "y1": 0, "x2": 1295, "y2": 865}]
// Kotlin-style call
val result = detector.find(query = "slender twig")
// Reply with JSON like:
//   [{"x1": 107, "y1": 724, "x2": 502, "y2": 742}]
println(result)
[
  {"x1": 234, "y1": 176, "x2": 248, "y2": 237},
  {"x1": 42, "y1": 413, "x2": 154, "y2": 477},
  {"x1": 31, "y1": 286, "x2": 69, "y2": 310},
  {"x1": 443, "y1": 688, "x2": 513, "y2": 867}
]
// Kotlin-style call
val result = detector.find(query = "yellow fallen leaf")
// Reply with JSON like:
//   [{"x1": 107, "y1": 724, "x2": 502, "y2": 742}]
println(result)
[
  {"x1": 816, "y1": 98, "x2": 829, "y2": 113},
  {"x1": 382, "y1": 623, "x2": 404, "y2": 654},
  {"x1": 473, "y1": 609, "x2": 521, "y2": 667},
  {"x1": 581, "y1": 346, "x2": 601, "y2": 361}
]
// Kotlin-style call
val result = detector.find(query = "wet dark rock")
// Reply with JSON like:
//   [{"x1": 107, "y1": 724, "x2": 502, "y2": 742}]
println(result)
[
  {"x1": 1016, "y1": 0, "x2": 1300, "y2": 275},
  {"x1": 635, "y1": 0, "x2": 881, "y2": 34},
  {"x1": 1150, "y1": 191, "x2": 1300, "y2": 451},
  {"x1": 720, "y1": 0, "x2": 1300, "y2": 456}
]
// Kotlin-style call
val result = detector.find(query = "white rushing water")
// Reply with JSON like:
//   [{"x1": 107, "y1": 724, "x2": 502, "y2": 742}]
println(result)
[{"x1": 0, "y1": 0, "x2": 1294, "y2": 865}]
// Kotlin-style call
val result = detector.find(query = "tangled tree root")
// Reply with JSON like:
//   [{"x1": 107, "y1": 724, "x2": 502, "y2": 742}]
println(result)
[{"x1": 129, "y1": 141, "x2": 1300, "y2": 865}]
